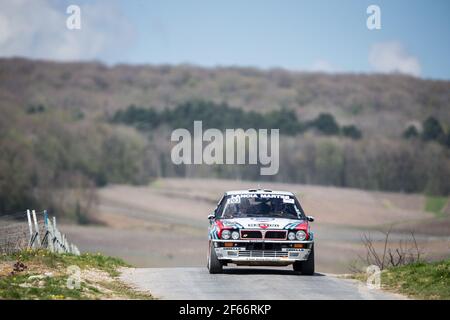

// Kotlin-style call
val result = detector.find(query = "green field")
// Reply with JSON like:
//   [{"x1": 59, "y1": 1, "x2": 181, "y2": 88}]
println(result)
[{"x1": 425, "y1": 196, "x2": 448, "y2": 217}]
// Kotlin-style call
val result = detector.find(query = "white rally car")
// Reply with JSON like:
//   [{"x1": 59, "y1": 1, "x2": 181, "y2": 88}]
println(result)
[{"x1": 207, "y1": 189, "x2": 315, "y2": 274}]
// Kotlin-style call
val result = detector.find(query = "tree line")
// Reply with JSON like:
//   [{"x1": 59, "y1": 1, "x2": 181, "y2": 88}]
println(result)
[
  {"x1": 403, "y1": 116, "x2": 450, "y2": 149},
  {"x1": 111, "y1": 100, "x2": 362, "y2": 139},
  {"x1": 0, "y1": 107, "x2": 153, "y2": 221},
  {"x1": 1, "y1": 100, "x2": 449, "y2": 222},
  {"x1": 109, "y1": 100, "x2": 450, "y2": 196}
]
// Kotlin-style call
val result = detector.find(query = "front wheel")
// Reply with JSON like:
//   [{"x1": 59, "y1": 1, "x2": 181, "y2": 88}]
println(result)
[
  {"x1": 293, "y1": 245, "x2": 315, "y2": 275},
  {"x1": 207, "y1": 242, "x2": 223, "y2": 274}
]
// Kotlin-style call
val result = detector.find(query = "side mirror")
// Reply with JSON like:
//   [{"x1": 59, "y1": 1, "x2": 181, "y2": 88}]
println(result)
[
  {"x1": 307, "y1": 215, "x2": 315, "y2": 222},
  {"x1": 207, "y1": 214, "x2": 215, "y2": 220}
]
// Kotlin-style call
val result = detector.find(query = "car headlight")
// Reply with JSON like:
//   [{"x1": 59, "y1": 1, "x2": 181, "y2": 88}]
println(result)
[
  {"x1": 231, "y1": 231, "x2": 240, "y2": 240},
  {"x1": 221, "y1": 230, "x2": 231, "y2": 240},
  {"x1": 296, "y1": 230, "x2": 307, "y2": 241},
  {"x1": 287, "y1": 232, "x2": 296, "y2": 240}
]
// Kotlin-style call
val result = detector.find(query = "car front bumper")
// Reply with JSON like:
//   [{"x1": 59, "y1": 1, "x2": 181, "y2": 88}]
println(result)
[{"x1": 212, "y1": 239, "x2": 313, "y2": 265}]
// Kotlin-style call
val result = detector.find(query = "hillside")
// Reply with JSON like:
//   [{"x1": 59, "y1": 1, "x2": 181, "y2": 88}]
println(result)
[
  {"x1": 1, "y1": 58, "x2": 450, "y2": 217},
  {"x1": 1, "y1": 58, "x2": 450, "y2": 138}
]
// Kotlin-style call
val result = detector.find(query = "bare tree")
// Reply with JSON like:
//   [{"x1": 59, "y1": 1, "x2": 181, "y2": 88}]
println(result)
[{"x1": 353, "y1": 227, "x2": 423, "y2": 272}]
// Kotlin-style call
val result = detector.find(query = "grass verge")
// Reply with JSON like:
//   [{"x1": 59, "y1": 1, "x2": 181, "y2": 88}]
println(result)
[
  {"x1": 0, "y1": 249, "x2": 152, "y2": 300},
  {"x1": 353, "y1": 259, "x2": 450, "y2": 300}
]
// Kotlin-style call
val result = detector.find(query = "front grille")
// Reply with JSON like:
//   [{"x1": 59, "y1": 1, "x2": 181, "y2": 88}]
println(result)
[
  {"x1": 245, "y1": 243, "x2": 282, "y2": 251},
  {"x1": 238, "y1": 250, "x2": 288, "y2": 258},
  {"x1": 265, "y1": 230, "x2": 287, "y2": 239},
  {"x1": 241, "y1": 230, "x2": 262, "y2": 239},
  {"x1": 240, "y1": 229, "x2": 287, "y2": 240}
]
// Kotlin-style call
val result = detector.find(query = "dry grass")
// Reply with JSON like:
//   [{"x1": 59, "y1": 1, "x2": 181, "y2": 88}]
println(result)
[{"x1": 0, "y1": 250, "x2": 152, "y2": 300}]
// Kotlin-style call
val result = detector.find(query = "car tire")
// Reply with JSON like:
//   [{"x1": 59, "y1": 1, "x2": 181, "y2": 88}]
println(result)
[
  {"x1": 293, "y1": 245, "x2": 315, "y2": 275},
  {"x1": 207, "y1": 242, "x2": 223, "y2": 274}
]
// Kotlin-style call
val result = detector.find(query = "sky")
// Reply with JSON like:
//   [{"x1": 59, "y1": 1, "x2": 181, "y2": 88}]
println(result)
[{"x1": 0, "y1": 0, "x2": 449, "y2": 79}]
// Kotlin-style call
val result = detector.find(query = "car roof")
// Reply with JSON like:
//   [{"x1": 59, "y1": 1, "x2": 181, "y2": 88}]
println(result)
[{"x1": 225, "y1": 189, "x2": 295, "y2": 196}]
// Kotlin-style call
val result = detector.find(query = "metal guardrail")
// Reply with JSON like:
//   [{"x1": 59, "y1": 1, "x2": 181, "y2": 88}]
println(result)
[{"x1": 0, "y1": 209, "x2": 80, "y2": 255}]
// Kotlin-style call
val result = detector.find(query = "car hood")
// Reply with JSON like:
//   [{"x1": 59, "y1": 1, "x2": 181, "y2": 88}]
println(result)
[{"x1": 220, "y1": 217, "x2": 305, "y2": 230}]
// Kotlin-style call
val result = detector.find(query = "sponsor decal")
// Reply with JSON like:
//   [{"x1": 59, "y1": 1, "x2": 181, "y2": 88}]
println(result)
[
  {"x1": 248, "y1": 223, "x2": 279, "y2": 228},
  {"x1": 222, "y1": 220, "x2": 244, "y2": 228},
  {"x1": 226, "y1": 194, "x2": 296, "y2": 206},
  {"x1": 231, "y1": 194, "x2": 292, "y2": 200}
]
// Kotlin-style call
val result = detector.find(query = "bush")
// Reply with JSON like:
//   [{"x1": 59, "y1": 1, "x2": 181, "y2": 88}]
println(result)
[
  {"x1": 403, "y1": 125, "x2": 419, "y2": 139},
  {"x1": 422, "y1": 116, "x2": 444, "y2": 142},
  {"x1": 309, "y1": 113, "x2": 340, "y2": 135},
  {"x1": 342, "y1": 125, "x2": 362, "y2": 139}
]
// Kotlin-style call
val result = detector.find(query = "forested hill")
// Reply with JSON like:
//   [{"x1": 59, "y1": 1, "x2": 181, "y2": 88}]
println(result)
[
  {"x1": 1, "y1": 58, "x2": 450, "y2": 218},
  {"x1": 1, "y1": 58, "x2": 450, "y2": 138}
]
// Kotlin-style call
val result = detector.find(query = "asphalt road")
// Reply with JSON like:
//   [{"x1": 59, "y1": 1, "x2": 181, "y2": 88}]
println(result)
[{"x1": 120, "y1": 267, "x2": 404, "y2": 300}]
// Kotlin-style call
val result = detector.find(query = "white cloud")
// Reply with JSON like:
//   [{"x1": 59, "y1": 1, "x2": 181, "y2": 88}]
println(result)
[
  {"x1": 309, "y1": 59, "x2": 338, "y2": 73},
  {"x1": 0, "y1": 0, "x2": 135, "y2": 61},
  {"x1": 369, "y1": 41, "x2": 421, "y2": 77}
]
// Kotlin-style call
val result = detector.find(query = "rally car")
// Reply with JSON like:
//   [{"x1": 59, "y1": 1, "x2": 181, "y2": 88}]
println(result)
[{"x1": 207, "y1": 189, "x2": 315, "y2": 275}]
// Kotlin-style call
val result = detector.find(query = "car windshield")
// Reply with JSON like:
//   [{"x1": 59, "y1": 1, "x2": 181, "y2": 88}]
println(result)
[{"x1": 218, "y1": 194, "x2": 304, "y2": 219}]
